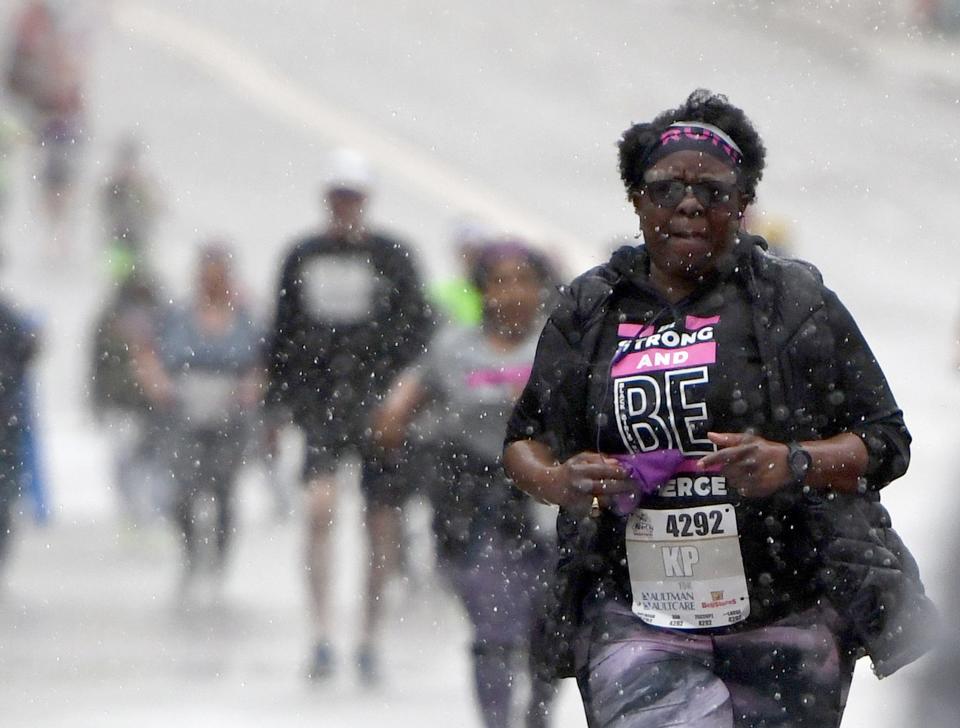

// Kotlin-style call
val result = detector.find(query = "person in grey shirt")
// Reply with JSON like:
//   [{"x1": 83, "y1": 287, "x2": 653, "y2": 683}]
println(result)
[
  {"x1": 375, "y1": 241, "x2": 558, "y2": 728},
  {"x1": 135, "y1": 243, "x2": 262, "y2": 600}
]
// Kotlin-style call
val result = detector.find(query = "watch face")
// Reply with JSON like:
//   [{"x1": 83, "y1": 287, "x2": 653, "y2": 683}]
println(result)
[{"x1": 790, "y1": 447, "x2": 811, "y2": 475}]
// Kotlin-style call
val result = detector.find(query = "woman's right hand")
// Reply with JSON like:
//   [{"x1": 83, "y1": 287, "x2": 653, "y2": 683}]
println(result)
[
  {"x1": 503, "y1": 441, "x2": 632, "y2": 514},
  {"x1": 554, "y1": 451, "x2": 631, "y2": 512}
]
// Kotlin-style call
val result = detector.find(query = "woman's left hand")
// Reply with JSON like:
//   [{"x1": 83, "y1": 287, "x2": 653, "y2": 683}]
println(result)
[{"x1": 697, "y1": 432, "x2": 789, "y2": 498}]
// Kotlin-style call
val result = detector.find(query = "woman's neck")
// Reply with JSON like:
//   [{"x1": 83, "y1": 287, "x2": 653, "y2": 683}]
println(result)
[
  {"x1": 195, "y1": 293, "x2": 234, "y2": 333},
  {"x1": 483, "y1": 320, "x2": 531, "y2": 351},
  {"x1": 199, "y1": 291, "x2": 232, "y2": 309},
  {"x1": 648, "y1": 269, "x2": 696, "y2": 304}
]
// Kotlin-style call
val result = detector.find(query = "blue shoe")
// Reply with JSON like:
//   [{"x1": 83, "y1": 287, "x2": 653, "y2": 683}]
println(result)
[
  {"x1": 306, "y1": 643, "x2": 334, "y2": 681},
  {"x1": 357, "y1": 645, "x2": 380, "y2": 686}
]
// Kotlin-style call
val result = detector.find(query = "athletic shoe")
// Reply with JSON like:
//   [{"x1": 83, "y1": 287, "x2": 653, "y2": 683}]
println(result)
[
  {"x1": 356, "y1": 645, "x2": 379, "y2": 686},
  {"x1": 306, "y1": 642, "x2": 334, "y2": 681}
]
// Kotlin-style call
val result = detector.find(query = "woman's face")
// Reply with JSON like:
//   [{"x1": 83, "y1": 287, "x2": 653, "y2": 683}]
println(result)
[
  {"x1": 632, "y1": 149, "x2": 746, "y2": 295},
  {"x1": 326, "y1": 188, "x2": 366, "y2": 233},
  {"x1": 482, "y1": 256, "x2": 544, "y2": 336},
  {"x1": 198, "y1": 256, "x2": 231, "y2": 300}
]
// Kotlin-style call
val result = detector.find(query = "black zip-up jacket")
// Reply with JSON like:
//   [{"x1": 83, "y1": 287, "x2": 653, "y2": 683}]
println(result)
[
  {"x1": 265, "y1": 231, "x2": 433, "y2": 426},
  {"x1": 505, "y1": 235, "x2": 934, "y2": 679}
]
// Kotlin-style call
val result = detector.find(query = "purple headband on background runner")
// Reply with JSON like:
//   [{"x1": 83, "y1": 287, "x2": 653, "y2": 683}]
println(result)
[
  {"x1": 644, "y1": 121, "x2": 744, "y2": 169},
  {"x1": 476, "y1": 240, "x2": 534, "y2": 267}
]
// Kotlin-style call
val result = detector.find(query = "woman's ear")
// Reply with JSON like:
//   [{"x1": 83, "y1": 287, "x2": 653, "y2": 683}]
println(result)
[
  {"x1": 732, "y1": 205, "x2": 747, "y2": 236},
  {"x1": 629, "y1": 190, "x2": 643, "y2": 215}
]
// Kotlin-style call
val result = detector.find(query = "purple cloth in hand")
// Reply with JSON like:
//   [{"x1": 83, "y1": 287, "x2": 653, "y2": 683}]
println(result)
[{"x1": 610, "y1": 450, "x2": 685, "y2": 515}]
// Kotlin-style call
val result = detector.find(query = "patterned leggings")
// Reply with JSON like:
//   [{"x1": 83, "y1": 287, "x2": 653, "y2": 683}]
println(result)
[{"x1": 577, "y1": 601, "x2": 854, "y2": 728}]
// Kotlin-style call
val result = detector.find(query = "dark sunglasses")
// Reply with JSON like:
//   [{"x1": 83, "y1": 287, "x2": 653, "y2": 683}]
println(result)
[{"x1": 642, "y1": 179, "x2": 739, "y2": 208}]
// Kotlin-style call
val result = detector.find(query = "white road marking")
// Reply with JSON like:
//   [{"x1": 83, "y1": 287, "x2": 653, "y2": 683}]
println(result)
[{"x1": 112, "y1": 1, "x2": 590, "y2": 268}]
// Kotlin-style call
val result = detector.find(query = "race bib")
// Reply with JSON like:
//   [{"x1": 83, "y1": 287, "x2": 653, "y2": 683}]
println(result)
[
  {"x1": 625, "y1": 504, "x2": 749, "y2": 629},
  {"x1": 300, "y1": 256, "x2": 376, "y2": 323},
  {"x1": 178, "y1": 371, "x2": 237, "y2": 426}
]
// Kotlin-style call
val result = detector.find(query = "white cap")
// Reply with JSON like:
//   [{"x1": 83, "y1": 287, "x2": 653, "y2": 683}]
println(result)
[{"x1": 324, "y1": 148, "x2": 373, "y2": 194}]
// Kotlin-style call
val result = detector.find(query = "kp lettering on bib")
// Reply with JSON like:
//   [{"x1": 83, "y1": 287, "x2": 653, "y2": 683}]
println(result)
[{"x1": 626, "y1": 504, "x2": 749, "y2": 629}]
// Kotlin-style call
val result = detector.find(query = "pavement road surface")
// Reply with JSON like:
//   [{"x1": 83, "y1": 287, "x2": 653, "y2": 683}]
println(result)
[{"x1": 1, "y1": 1, "x2": 959, "y2": 726}]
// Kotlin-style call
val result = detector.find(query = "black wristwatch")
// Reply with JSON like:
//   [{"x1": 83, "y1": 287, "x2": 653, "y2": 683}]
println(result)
[{"x1": 786, "y1": 442, "x2": 812, "y2": 487}]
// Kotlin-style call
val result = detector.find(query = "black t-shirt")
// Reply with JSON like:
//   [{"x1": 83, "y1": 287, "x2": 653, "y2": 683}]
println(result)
[
  {"x1": 589, "y1": 276, "x2": 766, "y2": 455},
  {"x1": 583, "y1": 272, "x2": 812, "y2": 626},
  {"x1": 266, "y1": 231, "x2": 433, "y2": 427}
]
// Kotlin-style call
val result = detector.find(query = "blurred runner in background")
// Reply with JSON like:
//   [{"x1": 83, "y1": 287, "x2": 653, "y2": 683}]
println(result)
[
  {"x1": 100, "y1": 134, "x2": 164, "y2": 279},
  {"x1": 428, "y1": 217, "x2": 490, "y2": 326},
  {"x1": 916, "y1": 0, "x2": 960, "y2": 32},
  {"x1": 266, "y1": 149, "x2": 433, "y2": 684},
  {"x1": 134, "y1": 243, "x2": 263, "y2": 602},
  {"x1": 375, "y1": 241, "x2": 558, "y2": 728},
  {"x1": 744, "y1": 209, "x2": 795, "y2": 257},
  {"x1": 89, "y1": 267, "x2": 169, "y2": 530},
  {"x1": 393, "y1": 217, "x2": 492, "y2": 584},
  {"x1": 0, "y1": 291, "x2": 39, "y2": 579},
  {"x1": 4, "y1": 0, "x2": 88, "y2": 255}
]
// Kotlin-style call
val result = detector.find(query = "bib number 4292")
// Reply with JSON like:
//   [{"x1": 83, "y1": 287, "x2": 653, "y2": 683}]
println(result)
[{"x1": 664, "y1": 509, "x2": 724, "y2": 538}]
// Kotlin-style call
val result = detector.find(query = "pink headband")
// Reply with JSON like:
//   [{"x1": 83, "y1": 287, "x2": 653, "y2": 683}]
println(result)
[{"x1": 646, "y1": 122, "x2": 744, "y2": 168}]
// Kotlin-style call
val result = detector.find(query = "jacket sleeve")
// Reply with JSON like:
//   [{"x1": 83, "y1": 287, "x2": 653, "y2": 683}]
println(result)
[
  {"x1": 818, "y1": 288, "x2": 911, "y2": 488},
  {"x1": 504, "y1": 290, "x2": 590, "y2": 461}
]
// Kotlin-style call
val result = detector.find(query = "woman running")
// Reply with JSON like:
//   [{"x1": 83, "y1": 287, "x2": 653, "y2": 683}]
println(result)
[
  {"x1": 375, "y1": 241, "x2": 558, "y2": 728},
  {"x1": 136, "y1": 243, "x2": 262, "y2": 598},
  {"x1": 503, "y1": 90, "x2": 932, "y2": 727}
]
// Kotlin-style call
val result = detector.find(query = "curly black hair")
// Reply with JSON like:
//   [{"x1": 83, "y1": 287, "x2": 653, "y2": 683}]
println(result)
[{"x1": 618, "y1": 89, "x2": 766, "y2": 203}]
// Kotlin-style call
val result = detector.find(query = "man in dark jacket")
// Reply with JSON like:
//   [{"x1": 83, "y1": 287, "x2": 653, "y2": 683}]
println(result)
[
  {"x1": 89, "y1": 269, "x2": 166, "y2": 526},
  {"x1": 0, "y1": 295, "x2": 37, "y2": 572},
  {"x1": 266, "y1": 149, "x2": 433, "y2": 683}
]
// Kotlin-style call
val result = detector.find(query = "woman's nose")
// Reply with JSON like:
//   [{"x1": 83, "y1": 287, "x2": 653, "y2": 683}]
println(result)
[{"x1": 675, "y1": 185, "x2": 705, "y2": 214}]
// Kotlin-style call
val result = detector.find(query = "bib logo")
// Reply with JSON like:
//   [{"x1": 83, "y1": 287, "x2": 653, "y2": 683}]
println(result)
[
  {"x1": 701, "y1": 591, "x2": 738, "y2": 609},
  {"x1": 632, "y1": 511, "x2": 654, "y2": 538}
]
